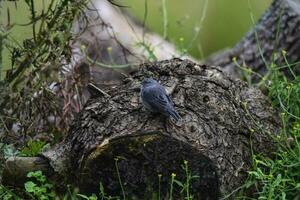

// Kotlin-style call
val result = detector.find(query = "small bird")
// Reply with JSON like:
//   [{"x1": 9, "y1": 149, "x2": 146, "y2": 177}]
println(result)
[{"x1": 140, "y1": 78, "x2": 181, "y2": 122}]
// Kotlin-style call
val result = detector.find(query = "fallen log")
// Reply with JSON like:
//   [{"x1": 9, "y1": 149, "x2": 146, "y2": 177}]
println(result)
[{"x1": 3, "y1": 58, "x2": 280, "y2": 199}]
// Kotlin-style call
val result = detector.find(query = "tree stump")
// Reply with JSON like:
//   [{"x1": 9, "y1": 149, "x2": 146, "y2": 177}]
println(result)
[{"x1": 3, "y1": 58, "x2": 280, "y2": 199}]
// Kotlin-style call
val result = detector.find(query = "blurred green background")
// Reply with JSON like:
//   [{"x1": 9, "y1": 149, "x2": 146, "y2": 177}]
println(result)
[
  {"x1": 0, "y1": 0, "x2": 271, "y2": 72},
  {"x1": 125, "y1": 0, "x2": 271, "y2": 58}
]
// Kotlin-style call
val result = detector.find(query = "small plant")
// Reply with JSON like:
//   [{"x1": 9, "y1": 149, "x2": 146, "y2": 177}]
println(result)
[
  {"x1": 24, "y1": 171, "x2": 55, "y2": 200},
  {"x1": 76, "y1": 182, "x2": 120, "y2": 200},
  {"x1": 136, "y1": 41, "x2": 157, "y2": 61},
  {"x1": 1, "y1": 143, "x2": 19, "y2": 159},
  {"x1": 177, "y1": 37, "x2": 188, "y2": 57},
  {"x1": 168, "y1": 173, "x2": 176, "y2": 200},
  {"x1": 173, "y1": 161, "x2": 200, "y2": 200},
  {"x1": 20, "y1": 140, "x2": 48, "y2": 156},
  {"x1": 0, "y1": 187, "x2": 13, "y2": 200},
  {"x1": 114, "y1": 157, "x2": 125, "y2": 200},
  {"x1": 98, "y1": 182, "x2": 121, "y2": 200},
  {"x1": 158, "y1": 174, "x2": 162, "y2": 200},
  {"x1": 0, "y1": 185, "x2": 22, "y2": 200},
  {"x1": 77, "y1": 193, "x2": 98, "y2": 200}
]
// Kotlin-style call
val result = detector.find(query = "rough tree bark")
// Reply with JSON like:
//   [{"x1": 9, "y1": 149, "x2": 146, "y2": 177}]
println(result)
[
  {"x1": 3, "y1": 59, "x2": 280, "y2": 199},
  {"x1": 206, "y1": 0, "x2": 300, "y2": 80}
]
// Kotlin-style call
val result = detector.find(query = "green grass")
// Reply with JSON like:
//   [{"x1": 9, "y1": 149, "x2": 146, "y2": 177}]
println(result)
[
  {"x1": 247, "y1": 1, "x2": 300, "y2": 198},
  {"x1": 246, "y1": 66, "x2": 300, "y2": 200},
  {"x1": 223, "y1": 2, "x2": 300, "y2": 199},
  {"x1": 224, "y1": 53, "x2": 300, "y2": 200}
]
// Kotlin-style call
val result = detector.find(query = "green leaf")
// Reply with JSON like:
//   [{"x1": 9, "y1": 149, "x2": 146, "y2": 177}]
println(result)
[
  {"x1": 173, "y1": 179, "x2": 184, "y2": 187},
  {"x1": 77, "y1": 194, "x2": 91, "y2": 199},
  {"x1": 20, "y1": 140, "x2": 47, "y2": 156},
  {"x1": 24, "y1": 181, "x2": 36, "y2": 193},
  {"x1": 99, "y1": 182, "x2": 105, "y2": 195}
]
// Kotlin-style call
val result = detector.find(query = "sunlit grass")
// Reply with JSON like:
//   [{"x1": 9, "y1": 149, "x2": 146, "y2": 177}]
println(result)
[{"x1": 241, "y1": 64, "x2": 300, "y2": 200}]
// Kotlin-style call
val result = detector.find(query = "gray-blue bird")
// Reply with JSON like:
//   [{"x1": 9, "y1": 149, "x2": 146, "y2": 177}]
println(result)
[{"x1": 140, "y1": 78, "x2": 181, "y2": 122}]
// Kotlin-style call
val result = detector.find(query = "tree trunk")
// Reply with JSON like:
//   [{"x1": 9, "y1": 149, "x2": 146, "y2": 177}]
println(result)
[
  {"x1": 206, "y1": 0, "x2": 300, "y2": 80},
  {"x1": 3, "y1": 58, "x2": 280, "y2": 199}
]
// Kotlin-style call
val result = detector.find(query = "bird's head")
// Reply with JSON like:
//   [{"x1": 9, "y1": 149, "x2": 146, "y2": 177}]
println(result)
[{"x1": 141, "y1": 78, "x2": 158, "y2": 87}]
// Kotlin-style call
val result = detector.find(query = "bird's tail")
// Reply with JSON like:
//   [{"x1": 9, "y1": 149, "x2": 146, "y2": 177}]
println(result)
[{"x1": 168, "y1": 109, "x2": 181, "y2": 122}]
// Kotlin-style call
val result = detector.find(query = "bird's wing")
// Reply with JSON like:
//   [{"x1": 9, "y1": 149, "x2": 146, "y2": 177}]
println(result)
[
  {"x1": 144, "y1": 86, "x2": 170, "y2": 111},
  {"x1": 166, "y1": 94, "x2": 174, "y2": 106}
]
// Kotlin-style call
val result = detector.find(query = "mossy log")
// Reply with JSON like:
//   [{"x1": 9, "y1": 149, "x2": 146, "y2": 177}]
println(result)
[{"x1": 3, "y1": 59, "x2": 280, "y2": 199}]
